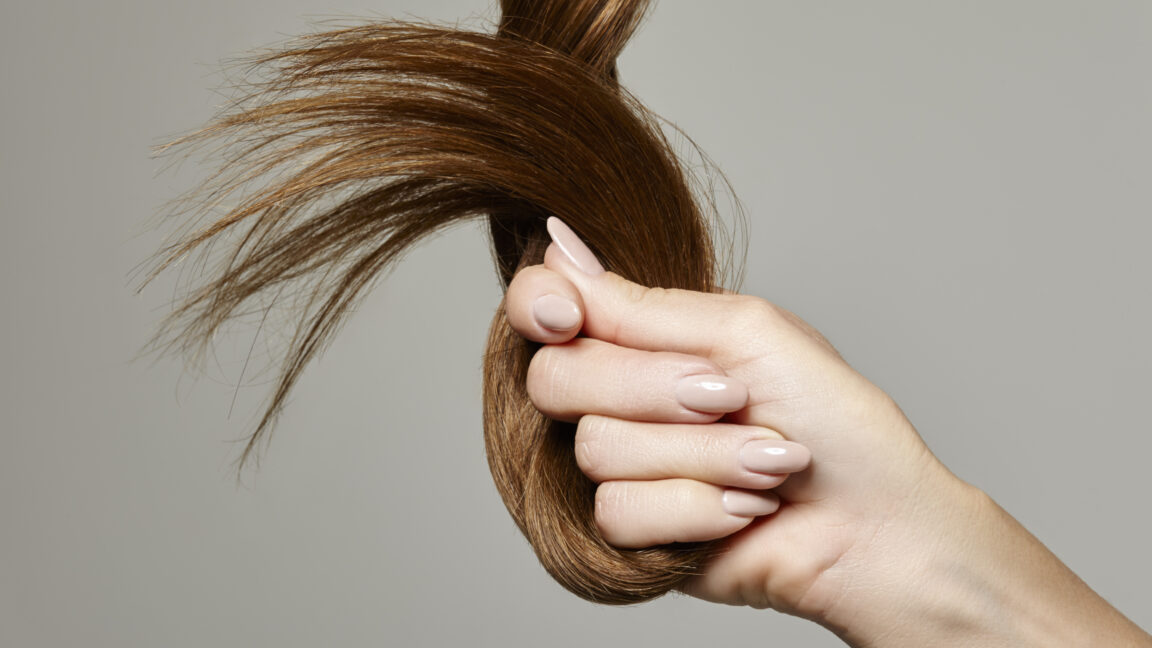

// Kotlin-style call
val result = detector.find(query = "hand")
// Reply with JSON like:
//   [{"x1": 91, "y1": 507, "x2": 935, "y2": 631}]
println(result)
[
  {"x1": 503, "y1": 218, "x2": 1152, "y2": 647},
  {"x1": 508, "y1": 219, "x2": 947, "y2": 618}
]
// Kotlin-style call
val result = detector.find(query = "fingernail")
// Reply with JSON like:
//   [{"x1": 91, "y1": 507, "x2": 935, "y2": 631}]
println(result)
[
  {"x1": 722, "y1": 489, "x2": 780, "y2": 517},
  {"x1": 533, "y1": 294, "x2": 581, "y2": 331},
  {"x1": 546, "y1": 216, "x2": 605, "y2": 276},
  {"x1": 739, "y1": 440, "x2": 812, "y2": 475},
  {"x1": 675, "y1": 374, "x2": 748, "y2": 413}
]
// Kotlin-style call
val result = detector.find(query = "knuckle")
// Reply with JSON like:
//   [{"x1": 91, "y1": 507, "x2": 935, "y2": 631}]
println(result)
[
  {"x1": 666, "y1": 480, "x2": 697, "y2": 514},
  {"x1": 574, "y1": 416, "x2": 613, "y2": 480},
  {"x1": 620, "y1": 279, "x2": 660, "y2": 307},
  {"x1": 612, "y1": 283, "x2": 669, "y2": 342},
  {"x1": 712, "y1": 296, "x2": 785, "y2": 349},
  {"x1": 728, "y1": 295, "x2": 782, "y2": 329},
  {"x1": 637, "y1": 285, "x2": 671, "y2": 307},
  {"x1": 525, "y1": 345, "x2": 567, "y2": 410},
  {"x1": 691, "y1": 428, "x2": 729, "y2": 474},
  {"x1": 593, "y1": 481, "x2": 633, "y2": 541}
]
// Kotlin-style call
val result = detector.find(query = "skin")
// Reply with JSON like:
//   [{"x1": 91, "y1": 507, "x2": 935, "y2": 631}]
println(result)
[{"x1": 503, "y1": 236, "x2": 1152, "y2": 648}]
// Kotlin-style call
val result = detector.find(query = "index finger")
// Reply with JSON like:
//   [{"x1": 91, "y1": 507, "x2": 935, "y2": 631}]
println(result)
[
  {"x1": 544, "y1": 217, "x2": 786, "y2": 366},
  {"x1": 505, "y1": 263, "x2": 586, "y2": 344}
]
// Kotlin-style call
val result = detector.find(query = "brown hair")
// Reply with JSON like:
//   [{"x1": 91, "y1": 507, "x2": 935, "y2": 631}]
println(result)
[{"x1": 142, "y1": 0, "x2": 738, "y2": 604}]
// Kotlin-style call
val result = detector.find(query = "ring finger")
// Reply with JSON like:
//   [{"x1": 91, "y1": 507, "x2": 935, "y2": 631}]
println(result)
[{"x1": 575, "y1": 415, "x2": 811, "y2": 490}]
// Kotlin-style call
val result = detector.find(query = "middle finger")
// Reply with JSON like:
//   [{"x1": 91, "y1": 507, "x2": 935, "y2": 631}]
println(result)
[{"x1": 526, "y1": 337, "x2": 748, "y2": 423}]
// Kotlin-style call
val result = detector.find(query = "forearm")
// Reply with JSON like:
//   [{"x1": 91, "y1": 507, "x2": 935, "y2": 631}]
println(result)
[
  {"x1": 823, "y1": 480, "x2": 1152, "y2": 648},
  {"x1": 500, "y1": 243, "x2": 1149, "y2": 642}
]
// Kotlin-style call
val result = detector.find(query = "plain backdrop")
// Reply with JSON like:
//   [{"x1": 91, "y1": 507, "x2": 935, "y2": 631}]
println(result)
[{"x1": 2, "y1": 1, "x2": 1149, "y2": 646}]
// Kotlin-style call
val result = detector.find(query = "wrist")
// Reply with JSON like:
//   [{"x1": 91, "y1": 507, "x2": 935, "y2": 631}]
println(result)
[{"x1": 814, "y1": 477, "x2": 1151, "y2": 647}]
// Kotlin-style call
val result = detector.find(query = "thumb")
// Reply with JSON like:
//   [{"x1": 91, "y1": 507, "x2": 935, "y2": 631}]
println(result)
[{"x1": 544, "y1": 217, "x2": 783, "y2": 366}]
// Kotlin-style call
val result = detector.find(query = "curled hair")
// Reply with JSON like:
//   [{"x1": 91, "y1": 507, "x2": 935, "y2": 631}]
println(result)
[{"x1": 143, "y1": 0, "x2": 738, "y2": 603}]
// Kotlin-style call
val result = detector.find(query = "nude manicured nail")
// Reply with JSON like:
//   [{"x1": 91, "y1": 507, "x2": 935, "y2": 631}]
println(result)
[
  {"x1": 546, "y1": 216, "x2": 605, "y2": 275},
  {"x1": 739, "y1": 440, "x2": 812, "y2": 475},
  {"x1": 675, "y1": 374, "x2": 748, "y2": 413},
  {"x1": 722, "y1": 489, "x2": 780, "y2": 517},
  {"x1": 533, "y1": 294, "x2": 581, "y2": 331}
]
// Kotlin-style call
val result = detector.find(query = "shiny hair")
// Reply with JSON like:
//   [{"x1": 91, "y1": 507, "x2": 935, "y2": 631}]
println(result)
[{"x1": 142, "y1": 0, "x2": 739, "y2": 604}]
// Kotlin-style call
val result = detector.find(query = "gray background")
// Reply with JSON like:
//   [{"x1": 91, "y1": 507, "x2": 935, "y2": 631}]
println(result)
[{"x1": 2, "y1": 0, "x2": 1149, "y2": 645}]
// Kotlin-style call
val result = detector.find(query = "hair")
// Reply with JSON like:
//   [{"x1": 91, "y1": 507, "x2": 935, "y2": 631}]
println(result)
[{"x1": 141, "y1": 0, "x2": 741, "y2": 604}]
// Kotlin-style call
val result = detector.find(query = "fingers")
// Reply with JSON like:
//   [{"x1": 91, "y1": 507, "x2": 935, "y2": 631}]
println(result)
[
  {"x1": 595, "y1": 479, "x2": 779, "y2": 548},
  {"x1": 507, "y1": 218, "x2": 822, "y2": 365},
  {"x1": 505, "y1": 264, "x2": 585, "y2": 344},
  {"x1": 544, "y1": 217, "x2": 791, "y2": 364},
  {"x1": 575, "y1": 416, "x2": 811, "y2": 490},
  {"x1": 526, "y1": 337, "x2": 748, "y2": 423}
]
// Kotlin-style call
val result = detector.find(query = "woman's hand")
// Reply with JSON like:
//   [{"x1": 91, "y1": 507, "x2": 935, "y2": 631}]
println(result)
[
  {"x1": 502, "y1": 218, "x2": 1152, "y2": 647},
  {"x1": 508, "y1": 219, "x2": 950, "y2": 620}
]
